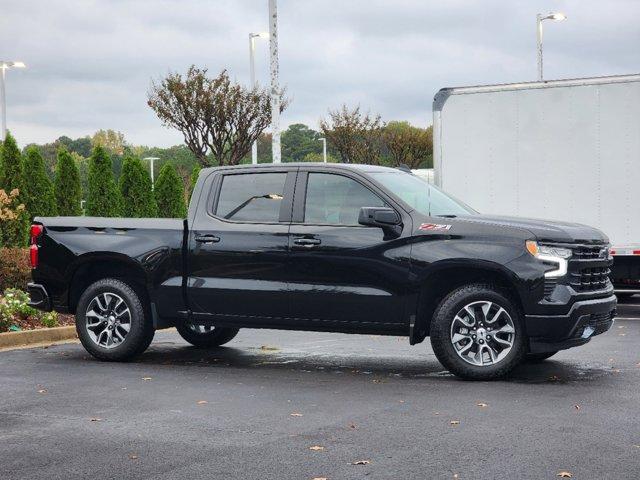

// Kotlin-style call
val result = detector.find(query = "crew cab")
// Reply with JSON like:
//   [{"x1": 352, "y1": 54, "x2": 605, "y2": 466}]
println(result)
[{"x1": 27, "y1": 163, "x2": 617, "y2": 379}]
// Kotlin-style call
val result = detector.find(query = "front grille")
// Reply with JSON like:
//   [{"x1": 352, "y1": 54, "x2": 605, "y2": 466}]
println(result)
[
  {"x1": 543, "y1": 279, "x2": 557, "y2": 300},
  {"x1": 572, "y1": 245, "x2": 608, "y2": 259},
  {"x1": 569, "y1": 266, "x2": 611, "y2": 292}
]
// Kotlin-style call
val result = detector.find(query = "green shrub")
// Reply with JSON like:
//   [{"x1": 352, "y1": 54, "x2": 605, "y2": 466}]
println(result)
[
  {"x1": 155, "y1": 163, "x2": 187, "y2": 218},
  {"x1": 22, "y1": 146, "x2": 57, "y2": 218},
  {"x1": 0, "y1": 288, "x2": 59, "y2": 332},
  {"x1": 119, "y1": 155, "x2": 157, "y2": 217},
  {"x1": 54, "y1": 148, "x2": 83, "y2": 216},
  {"x1": 86, "y1": 145, "x2": 122, "y2": 217}
]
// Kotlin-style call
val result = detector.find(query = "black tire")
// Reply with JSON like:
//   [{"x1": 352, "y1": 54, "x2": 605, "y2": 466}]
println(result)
[
  {"x1": 524, "y1": 351, "x2": 558, "y2": 363},
  {"x1": 430, "y1": 284, "x2": 526, "y2": 380},
  {"x1": 75, "y1": 278, "x2": 154, "y2": 361},
  {"x1": 176, "y1": 322, "x2": 239, "y2": 348}
]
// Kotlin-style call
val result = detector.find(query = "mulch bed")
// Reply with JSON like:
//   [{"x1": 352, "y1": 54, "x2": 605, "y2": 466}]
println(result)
[{"x1": 10, "y1": 313, "x2": 75, "y2": 331}]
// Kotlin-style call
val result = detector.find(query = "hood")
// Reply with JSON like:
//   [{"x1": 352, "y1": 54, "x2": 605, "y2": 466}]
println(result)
[{"x1": 450, "y1": 214, "x2": 609, "y2": 244}]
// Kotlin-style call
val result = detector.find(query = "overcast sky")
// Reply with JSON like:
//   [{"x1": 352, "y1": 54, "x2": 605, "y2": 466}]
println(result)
[{"x1": 2, "y1": 0, "x2": 639, "y2": 147}]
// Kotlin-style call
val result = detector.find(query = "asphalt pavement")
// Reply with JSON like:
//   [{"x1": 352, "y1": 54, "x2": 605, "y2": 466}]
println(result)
[{"x1": 1, "y1": 299, "x2": 639, "y2": 480}]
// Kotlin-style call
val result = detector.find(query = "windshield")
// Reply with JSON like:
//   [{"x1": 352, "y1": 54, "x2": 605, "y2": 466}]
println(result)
[{"x1": 369, "y1": 171, "x2": 476, "y2": 216}]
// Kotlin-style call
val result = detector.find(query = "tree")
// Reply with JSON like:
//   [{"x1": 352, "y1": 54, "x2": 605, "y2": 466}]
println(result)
[
  {"x1": 189, "y1": 164, "x2": 201, "y2": 200},
  {"x1": 148, "y1": 66, "x2": 288, "y2": 167},
  {"x1": 91, "y1": 129, "x2": 126, "y2": 156},
  {"x1": 54, "y1": 148, "x2": 83, "y2": 216},
  {"x1": 119, "y1": 155, "x2": 157, "y2": 217},
  {"x1": 21, "y1": 146, "x2": 57, "y2": 218},
  {"x1": 154, "y1": 163, "x2": 187, "y2": 218},
  {"x1": 282, "y1": 124, "x2": 321, "y2": 162},
  {"x1": 382, "y1": 121, "x2": 433, "y2": 169},
  {"x1": 320, "y1": 105, "x2": 384, "y2": 164},
  {"x1": 86, "y1": 145, "x2": 122, "y2": 217},
  {"x1": 0, "y1": 132, "x2": 24, "y2": 196}
]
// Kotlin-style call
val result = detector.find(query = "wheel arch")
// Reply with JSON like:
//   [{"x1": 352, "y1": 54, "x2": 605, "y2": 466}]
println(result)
[
  {"x1": 67, "y1": 253, "x2": 151, "y2": 315},
  {"x1": 410, "y1": 261, "x2": 524, "y2": 345}
]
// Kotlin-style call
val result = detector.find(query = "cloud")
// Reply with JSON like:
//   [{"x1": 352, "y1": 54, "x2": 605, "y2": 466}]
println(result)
[{"x1": 3, "y1": 0, "x2": 639, "y2": 147}]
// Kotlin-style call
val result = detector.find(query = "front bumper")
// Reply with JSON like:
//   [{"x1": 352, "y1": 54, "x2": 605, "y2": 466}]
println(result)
[
  {"x1": 526, "y1": 294, "x2": 617, "y2": 353},
  {"x1": 27, "y1": 283, "x2": 52, "y2": 312}
]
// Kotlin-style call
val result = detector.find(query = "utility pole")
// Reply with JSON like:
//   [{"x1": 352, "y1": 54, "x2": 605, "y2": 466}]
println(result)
[
  {"x1": 536, "y1": 12, "x2": 566, "y2": 81},
  {"x1": 249, "y1": 32, "x2": 268, "y2": 164},
  {"x1": 319, "y1": 138, "x2": 327, "y2": 163},
  {"x1": 269, "y1": 0, "x2": 281, "y2": 163},
  {"x1": 143, "y1": 157, "x2": 160, "y2": 190},
  {"x1": 0, "y1": 61, "x2": 26, "y2": 141}
]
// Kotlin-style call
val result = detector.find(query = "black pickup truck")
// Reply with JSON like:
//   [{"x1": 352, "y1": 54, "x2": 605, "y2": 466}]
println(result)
[{"x1": 27, "y1": 163, "x2": 617, "y2": 379}]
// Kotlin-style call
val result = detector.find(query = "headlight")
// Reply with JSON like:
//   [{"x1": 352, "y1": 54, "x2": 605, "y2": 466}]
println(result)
[{"x1": 526, "y1": 240, "x2": 571, "y2": 278}]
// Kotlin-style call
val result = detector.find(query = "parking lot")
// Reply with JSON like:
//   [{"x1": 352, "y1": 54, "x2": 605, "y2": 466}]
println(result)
[{"x1": 1, "y1": 298, "x2": 639, "y2": 480}]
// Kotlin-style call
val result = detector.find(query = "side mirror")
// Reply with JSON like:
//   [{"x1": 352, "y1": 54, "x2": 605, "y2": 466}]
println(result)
[{"x1": 358, "y1": 207, "x2": 401, "y2": 228}]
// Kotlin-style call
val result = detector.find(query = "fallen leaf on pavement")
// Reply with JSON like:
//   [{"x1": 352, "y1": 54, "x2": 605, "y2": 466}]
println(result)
[
  {"x1": 574, "y1": 405, "x2": 581, "y2": 411},
  {"x1": 372, "y1": 379, "x2": 383, "y2": 384},
  {"x1": 450, "y1": 420, "x2": 460, "y2": 425},
  {"x1": 351, "y1": 460, "x2": 370, "y2": 465},
  {"x1": 549, "y1": 375, "x2": 560, "y2": 381},
  {"x1": 557, "y1": 472, "x2": 572, "y2": 478},
  {"x1": 290, "y1": 412, "x2": 303, "y2": 417},
  {"x1": 129, "y1": 454, "x2": 138, "y2": 460},
  {"x1": 477, "y1": 402, "x2": 488, "y2": 408},
  {"x1": 312, "y1": 477, "x2": 328, "y2": 480},
  {"x1": 619, "y1": 333, "x2": 626, "y2": 336},
  {"x1": 260, "y1": 345, "x2": 279, "y2": 351},
  {"x1": 348, "y1": 423, "x2": 357, "y2": 429},
  {"x1": 197, "y1": 400, "x2": 208, "y2": 405},
  {"x1": 37, "y1": 389, "x2": 47, "y2": 394},
  {"x1": 309, "y1": 446, "x2": 325, "y2": 451},
  {"x1": 90, "y1": 417, "x2": 102, "y2": 422},
  {"x1": 142, "y1": 377, "x2": 152, "y2": 381}
]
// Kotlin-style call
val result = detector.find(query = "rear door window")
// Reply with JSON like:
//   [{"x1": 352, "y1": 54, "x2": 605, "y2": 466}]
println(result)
[{"x1": 215, "y1": 173, "x2": 287, "y2": 222}]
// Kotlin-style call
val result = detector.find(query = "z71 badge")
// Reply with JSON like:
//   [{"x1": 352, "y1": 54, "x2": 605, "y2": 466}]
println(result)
[{"x1": 419, "y1": 223, "x2": 452, "y2": 231}]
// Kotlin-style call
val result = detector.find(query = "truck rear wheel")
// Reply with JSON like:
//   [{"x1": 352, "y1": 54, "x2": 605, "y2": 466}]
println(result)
[
  {"x1": 176, "y1": 322, "x2": 239, "y2": 348},
  {"x1": 75, "y1": 278, "x2": 154, "y2": 361},
  {"x1": 430, "y1": 284, "x2": 526, "y2": 380}
]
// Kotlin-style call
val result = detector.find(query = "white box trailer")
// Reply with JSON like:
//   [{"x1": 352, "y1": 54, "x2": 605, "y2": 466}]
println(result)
[{"x1": 433, "y1": 74, "x2": 640, "y2": 296}]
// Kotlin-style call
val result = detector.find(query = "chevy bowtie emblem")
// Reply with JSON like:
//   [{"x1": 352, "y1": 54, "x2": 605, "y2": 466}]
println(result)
[{"x1": 419, "y1": 223, "x2": 452, "y2": 231}]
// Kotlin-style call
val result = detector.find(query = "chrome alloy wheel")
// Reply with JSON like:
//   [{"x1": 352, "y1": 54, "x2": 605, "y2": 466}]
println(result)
[
  {"x1": 450, "y1": 301, "x2": 515, "y2": 367},
  {"x1": 85, "y1": 292, "x2": 131, "y2": 349}
]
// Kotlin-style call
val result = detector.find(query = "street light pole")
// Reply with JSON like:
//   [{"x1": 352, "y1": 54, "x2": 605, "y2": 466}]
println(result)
[
  {"x1": 319, "y1": 138, "x2": 327, "y2": 163},
  {"x1": 536, "y1": 12, "x2": 566, "y2": 81},
  {"x1": 249, "y1": 32, "x2": 269, "y2": 164},
  {"x1": 269, "y1": 0, "x2": 281, "y2": 163},
  {"x1": 143, "y1": 157, "x2": 160, "y2": 190},
  {"x1": 0, "y1": 61, "x2": 26, "y2": 141}
]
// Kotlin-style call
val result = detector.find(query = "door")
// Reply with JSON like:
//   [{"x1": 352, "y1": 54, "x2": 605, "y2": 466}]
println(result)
[
  {"x1": 288, "y1": 170, "x2": 411, "y2": 328},
  {"x1": 187, "y1": 169, "x2": 296, "y2": 322}
]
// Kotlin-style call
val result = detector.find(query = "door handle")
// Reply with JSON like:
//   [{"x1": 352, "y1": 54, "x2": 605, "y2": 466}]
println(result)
[
  {"x1": 293, "y1": 237, "x2": 321, "y2": 247},
  {"x1": 195, "y1": 234, "x2": 220, "y2": 244}
]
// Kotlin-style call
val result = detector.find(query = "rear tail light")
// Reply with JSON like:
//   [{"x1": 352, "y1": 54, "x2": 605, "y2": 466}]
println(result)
[{"x1": 30, "y1": 224, "x2": 44, "y2": 268}]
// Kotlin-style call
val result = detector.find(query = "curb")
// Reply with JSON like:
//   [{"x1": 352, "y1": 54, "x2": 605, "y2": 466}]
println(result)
[{"x1": 0, "y1": 326, "x2": 77, "y2": 349}]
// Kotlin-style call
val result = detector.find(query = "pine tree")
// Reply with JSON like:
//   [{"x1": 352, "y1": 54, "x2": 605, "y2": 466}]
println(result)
[
  {"x1": 188, "y1": 164, "x2": 201, "y2": 200},
  {"x1": 155, "y1": 163, "x2": 187, "y2": 218},
  {"x1": 119, "y1": 155, "x2": 157, "y2": 217},
  {"x1": 54, "y1": 147, "x2": 83, "y2": 216},
  {"x1": 0, "y1": 132, "x2": 24, "y2": 196},
  {"x1": 86, "y1": 145, "x2": 122, "y2": 217},
  {"x1": 22, "y1": 146, "x2": 57, "y2": 218}
]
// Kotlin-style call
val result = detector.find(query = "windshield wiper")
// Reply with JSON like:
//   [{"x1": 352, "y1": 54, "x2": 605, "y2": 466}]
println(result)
[{"x1": 436, "y1": 214, "x2": 457, "y2": 218}]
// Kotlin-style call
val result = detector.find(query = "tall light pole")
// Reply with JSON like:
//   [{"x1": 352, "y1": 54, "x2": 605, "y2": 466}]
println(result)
[
  {"x1": 0, "y1": 61, "x2": 26, "y2": 141},
  {"x1": 143, "y1": 157, "x2": 160, "y2": 189},
  {"x1": 319, "y1": 138, "x2": 327, "y2": 163},
  {"x1": 249, "y1": 32, "x2": 269, "y2": 164},
  {"x1": 268, "y1": 0, "x2": 281, "y2": 163},
  {"x1": 536, "y1": 12, "x2": 566, "y2": 81}
]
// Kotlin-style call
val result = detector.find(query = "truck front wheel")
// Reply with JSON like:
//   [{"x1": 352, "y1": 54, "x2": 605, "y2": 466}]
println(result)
[
  {"x1": 430, "y1": 284, "x2": 526, "y2": 380},
  {"x1": 176, "y1": 322, "x2": 239, "y2": 348},
  {"x1": 75, "y1": 278, "x2": 155, "y2": 361}
]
